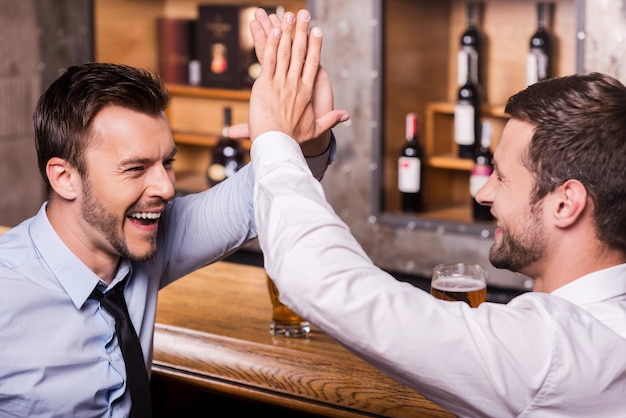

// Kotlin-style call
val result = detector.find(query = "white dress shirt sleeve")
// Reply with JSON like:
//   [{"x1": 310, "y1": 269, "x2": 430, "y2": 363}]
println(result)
[{"x1": 250, "y1": 131, "x2": 626, "y2": 417}]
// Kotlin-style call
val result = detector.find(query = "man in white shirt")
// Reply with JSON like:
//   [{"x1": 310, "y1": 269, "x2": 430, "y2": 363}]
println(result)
[{"x1": 247, "y1": 8, "x2": 626, "y2": 418}]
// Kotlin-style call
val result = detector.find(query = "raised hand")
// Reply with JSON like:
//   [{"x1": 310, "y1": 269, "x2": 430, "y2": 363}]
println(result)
[{"x1": 246, "y1": 9, "x2": 348, "y2": 152}]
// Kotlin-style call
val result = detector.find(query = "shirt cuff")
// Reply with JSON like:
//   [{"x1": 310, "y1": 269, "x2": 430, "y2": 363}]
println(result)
[
  {"x1": 305, "y1": 131, "x2": 336, "y2": 180},
  {"x1": 252, "y1": 131, "x2": 336, "y2": 181}
]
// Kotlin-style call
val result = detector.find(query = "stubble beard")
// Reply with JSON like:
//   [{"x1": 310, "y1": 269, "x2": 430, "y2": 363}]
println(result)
[
  {"x1": 81, "y1": 178, "x2": 157, "y2": 262},
  {"x1": 489, "y1": 206, "x2": 546, "y2": 274}
]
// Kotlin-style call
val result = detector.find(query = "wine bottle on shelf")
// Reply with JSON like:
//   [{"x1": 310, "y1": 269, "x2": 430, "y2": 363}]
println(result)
[
  {"x1": 526, "y1": 2, "x2": 551, "y2": 86},
  {"x1": 457, "y1": 2, "x2": 481, "y2": 88},
  {"x1": 398, "y1": 112, "x2": 424, "y2": 213},
  {"x1": 470, "y1": 120, "x2": 494, "y2": 221},
  {"x1": 454, "y1": 52, "x2": 481, "y2": 159},
  {"x1": 207, "y1": 107, "x2": 244, "y2": 186}
]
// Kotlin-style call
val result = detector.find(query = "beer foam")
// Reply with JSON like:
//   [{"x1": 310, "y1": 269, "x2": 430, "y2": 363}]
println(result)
[{"x1": 432, "y1": 276, "x2": 485, "y2": 292}]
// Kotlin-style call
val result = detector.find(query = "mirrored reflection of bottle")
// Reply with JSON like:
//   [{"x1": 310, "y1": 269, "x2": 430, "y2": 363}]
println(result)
[
  {"x1": 470, "y1": 120, "x2": 494, "y2": 221},
  {"x1": 455, "y1": 52, "x2": 481, "y2": 159},
  {"x1": 207, "y1": 107, "x2": 244, "y2": 186},
  {"x1": 457, "y1": 2, "x2": 481, "y2": 88},
  {"x1": 526, "y1": 3, "x2": 551, "y2": 86},
  {"x1": 398, "y1": 112, "x2": 424, "y2": 213}
]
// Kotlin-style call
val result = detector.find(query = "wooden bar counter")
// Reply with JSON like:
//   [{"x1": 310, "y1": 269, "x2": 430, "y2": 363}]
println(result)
[
  {"x1": 153, "y1": 261, "x2": 453, "y2": 417},
  {"x1": 0, "y1": 226, "x2": 450, "y2": 416}
]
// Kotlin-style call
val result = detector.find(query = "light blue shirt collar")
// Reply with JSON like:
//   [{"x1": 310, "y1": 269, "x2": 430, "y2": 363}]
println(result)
[{"x1": 28, "y1": 203, "x2": 131, "y2": 309}]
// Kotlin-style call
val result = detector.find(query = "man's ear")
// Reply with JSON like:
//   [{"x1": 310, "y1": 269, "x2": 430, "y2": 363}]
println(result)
[
  {"x1": 46, "y1": 157, "x2": 79, "y2": 201},
  {"x1": 553, "y1": 179, "x2": 587, "y2": 228}
]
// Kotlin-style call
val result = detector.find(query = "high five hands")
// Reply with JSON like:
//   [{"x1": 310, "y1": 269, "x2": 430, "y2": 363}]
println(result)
[{"x1": 229, "y1": 9, "x2": 349, "y2": 156}]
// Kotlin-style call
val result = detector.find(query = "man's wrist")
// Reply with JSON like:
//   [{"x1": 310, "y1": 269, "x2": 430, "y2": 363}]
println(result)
[{"x1": 301, "y1": 131, "x2": 332, "y2": 157}]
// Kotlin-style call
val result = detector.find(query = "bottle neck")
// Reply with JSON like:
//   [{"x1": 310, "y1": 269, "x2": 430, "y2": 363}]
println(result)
[
  {"x1": 467, "y1": 2, "x2": 477, "y2": 28},
  {"x1": 405, "y1": 113, "x2": 419, "y2": 141},
  {"x1": 536, "y1": 3, "x2": 548, "y2": 29},
  {"x1": 221, "y1": 107, "x2": 232, "y2": 137}
]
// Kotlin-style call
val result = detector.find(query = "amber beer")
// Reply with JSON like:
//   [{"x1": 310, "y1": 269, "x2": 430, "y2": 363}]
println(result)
[
  {"x1": 266, "y1": 274, "x2": 310, "y2": 337},
  {"x1": 430, "y1": 263, "x2": 487, "y2": 308}
]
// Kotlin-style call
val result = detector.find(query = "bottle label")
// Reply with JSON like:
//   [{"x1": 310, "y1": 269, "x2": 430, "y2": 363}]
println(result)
[
  {"x1": 526, "y1": 52, "x2": 548, "y2": 86},
  {"x1": 457, "y1": 50, "x2": 469, "y2": 87},
  {"x1": 469, "y1": 164, "x2": 493, "y2": 196},
  {"x1": 457, "y1": 48, "x2": 479, "y2": 86},
  {"x1": 454, "y1": 104, "x2": 475, "y2": 145},
  {"x1": 398, "y1": 156, "x2": 421, "y2": 193}
]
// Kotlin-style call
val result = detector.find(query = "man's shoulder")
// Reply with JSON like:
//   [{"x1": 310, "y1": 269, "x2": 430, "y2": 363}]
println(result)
[
  {"x1": 510, "y1": 288, "x2": 626, "y2": 339},
  {"x1": 0, "y1": 219, "x2": 40, "y2": 271}
]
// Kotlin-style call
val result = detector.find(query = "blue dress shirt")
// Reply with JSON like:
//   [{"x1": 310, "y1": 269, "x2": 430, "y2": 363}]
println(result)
[{"x1": 0, "y1": 142, "x2": 333, "y2": 418}]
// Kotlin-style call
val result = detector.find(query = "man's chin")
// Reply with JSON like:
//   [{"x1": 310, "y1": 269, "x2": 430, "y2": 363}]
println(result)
[
  {"x1": 488, "y1": 246, "x2": 508, "y2": 271},
  {"x1": 126, "y1": 247, "x2": 157, "y2": 263}
]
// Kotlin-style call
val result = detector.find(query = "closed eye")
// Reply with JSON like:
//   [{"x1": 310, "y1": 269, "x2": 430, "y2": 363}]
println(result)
[
  {"x1": 164, "y1": 157, "x2": 175, "y2": 168},
  {"x1": 125, "y1": 165, "x2": 145, "y2": 173}
]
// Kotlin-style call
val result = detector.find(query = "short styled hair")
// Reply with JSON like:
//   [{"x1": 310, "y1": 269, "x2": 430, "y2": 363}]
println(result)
[{"x1": 33, "y1": 62, "x2": 171, "y2": 189}]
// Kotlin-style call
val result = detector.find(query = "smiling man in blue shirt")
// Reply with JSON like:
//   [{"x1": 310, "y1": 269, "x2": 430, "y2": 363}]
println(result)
[{"x1": 0, "y1": 9, "x2": 347, "y2": 416}]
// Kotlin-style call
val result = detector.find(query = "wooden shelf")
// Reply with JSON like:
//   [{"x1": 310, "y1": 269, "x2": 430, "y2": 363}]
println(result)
[
  {"x1": 419, "y1": 203, "x2": 491, "y2": 225},
  {"x1": 425, "y1": 101, "x2": 507, "y2": 119},
  {"x1": 166, "y1": 83, "x2": 251, "y2": 101},
  {"x1": 174, "y1": 132, "x2": 219, "y2": 147},
  {"x1": 173, "y1": 131, "x2": 252, "y2": 150},
  {"x1": 426, "y1": 154, "x2": 473, "y2": 171}
]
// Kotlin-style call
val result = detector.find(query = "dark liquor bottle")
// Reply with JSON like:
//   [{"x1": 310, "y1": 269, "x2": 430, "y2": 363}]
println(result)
[
  {"x1": 398, "y1": 112, "x2": 424, "y2": 213},
  {"x1": 526, "y1": 3, "x2": 551, "y2": 86},
  {"x1": 470, "y1": 120, "x2": 494, "y2": 221},
  {"x1": 454, "y1": 52, "x2": 481, "y2": 159},
  {"x1": 207, "y1": 107, "x2": 244, "y2": 186},
  {"x1": 457, "y1": 2, "x2": 481, "y2": 87}
]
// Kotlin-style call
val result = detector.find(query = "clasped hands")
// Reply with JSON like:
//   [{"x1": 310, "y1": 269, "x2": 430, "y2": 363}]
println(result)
[{"x1": 227, "y1": 8, "x2": 349, "y2": 156}]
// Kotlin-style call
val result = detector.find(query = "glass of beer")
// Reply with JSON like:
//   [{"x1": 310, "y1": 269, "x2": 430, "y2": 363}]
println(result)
[
  {"x1": 430, "y1": 263, "x2": 487, "y2": 307},
  {"x1": 266, "y1": 274, "x2": 310, "y2": 337}
]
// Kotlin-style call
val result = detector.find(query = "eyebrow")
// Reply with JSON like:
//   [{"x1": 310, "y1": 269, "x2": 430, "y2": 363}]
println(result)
[
  {"x1": 119, "y1": 146, "x2": 178, "y2": 168},
  {"x1": 167, "y1": 146, "x2": 179, "y2": 160}
]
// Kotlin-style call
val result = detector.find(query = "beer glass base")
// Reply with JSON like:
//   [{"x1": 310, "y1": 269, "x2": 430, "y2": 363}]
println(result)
[{"x1": 270, "y1": 321, "x2": 311, "y2": 338}]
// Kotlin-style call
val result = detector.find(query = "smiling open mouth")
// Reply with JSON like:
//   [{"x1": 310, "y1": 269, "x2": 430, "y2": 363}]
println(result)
[{"x1": 128, "y1": 212, "x2": 161, "y2": 225}]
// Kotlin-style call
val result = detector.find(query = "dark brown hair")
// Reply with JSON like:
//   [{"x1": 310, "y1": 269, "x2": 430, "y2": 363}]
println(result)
[
  {"x1": 33, "y1": 62, "x2": 171, "y2": 189},
  {"x1": 505, "y1": 72, "x2": 626, "y2": 253}
]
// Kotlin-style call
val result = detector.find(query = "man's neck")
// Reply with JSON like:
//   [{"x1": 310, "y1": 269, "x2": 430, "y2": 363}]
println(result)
[{"x1": 46, "y1": 200, "x2": 120, "y2": 284}]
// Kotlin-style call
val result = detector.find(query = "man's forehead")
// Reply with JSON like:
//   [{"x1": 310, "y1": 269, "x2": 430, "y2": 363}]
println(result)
[
  {"x1": 87, "y1": 106, "x2": 174, "y2": 157},
  {"x1": 494, "y1": 119, "x2": 534, "y2": 166}
]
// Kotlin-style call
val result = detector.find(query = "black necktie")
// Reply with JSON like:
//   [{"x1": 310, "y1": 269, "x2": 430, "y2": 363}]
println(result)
[{"x1": 91, "y1": 280, "x2": 152, "y2": 418}]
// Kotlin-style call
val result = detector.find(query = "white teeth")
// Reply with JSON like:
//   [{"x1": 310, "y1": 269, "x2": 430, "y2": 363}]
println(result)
[{"x1": 129, "y1": 212, "x2": 161, "y2": 220}]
